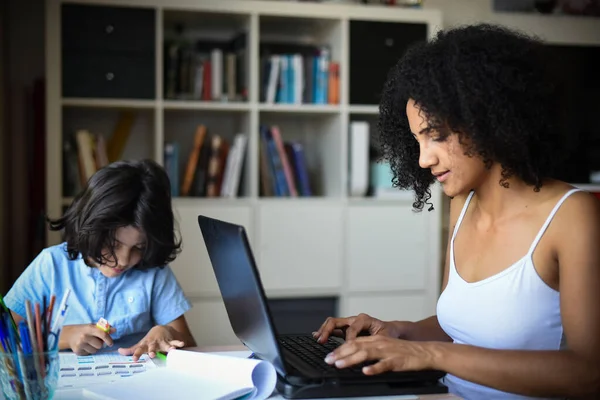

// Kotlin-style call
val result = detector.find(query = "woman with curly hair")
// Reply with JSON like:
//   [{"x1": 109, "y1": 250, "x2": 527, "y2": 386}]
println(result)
[{"x1": 313, "y1": 24, "x2": 600, "y2": 399}]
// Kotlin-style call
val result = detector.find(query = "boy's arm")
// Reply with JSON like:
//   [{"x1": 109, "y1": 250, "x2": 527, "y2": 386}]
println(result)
[
  {"x1": 150, "y1": 265, "x2": 195, "y2": 345},
  {"x1": 5, "y1": 249, "x2": 53, "y2": 319},
  {"x1": 165, "y1": 314, "x2": 196, "y2": 347}
]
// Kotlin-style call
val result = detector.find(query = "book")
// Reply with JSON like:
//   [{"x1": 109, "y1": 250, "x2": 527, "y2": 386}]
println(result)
[{"x1": 81, "y1": 349, "x2": 277, "y2": 400}]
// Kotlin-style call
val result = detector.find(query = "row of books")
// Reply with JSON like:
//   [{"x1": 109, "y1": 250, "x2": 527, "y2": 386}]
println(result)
[
  {"x1": 164, "y1": 34, "x2": 247, "y2": 102},
  {"x1": 261, "y1": 49, "x2": 339, "y2": 105},
  {"x1": 62, "y1": 122, "x2": 137, "y2": 197},
  {"x1": 164, "y1": 125, "x2": 247, "y2": 198},
  {"x1": 62, "y1": 112, "x2": 136, "y2": 197},
  {"x1": 62, "y1": 130, "x2": 107, "y2": 197},
  {"x1": 260, "y1": 125, "x2": 312, "y2": 197}
]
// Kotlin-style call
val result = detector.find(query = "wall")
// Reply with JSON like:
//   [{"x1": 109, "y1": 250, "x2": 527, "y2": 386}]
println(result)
[
  {"x1": 424, "y1": 0, "x2": 599, "y2": 45},
  {"x1": 4, "y1": 0, "x2": 45, "y2": 288},
  {"x1": 262, "y1": 0, "x2": 600, "y2": 44},
  {"x1": 0, "y1": 2, "x2": 6, "y2": 293}
]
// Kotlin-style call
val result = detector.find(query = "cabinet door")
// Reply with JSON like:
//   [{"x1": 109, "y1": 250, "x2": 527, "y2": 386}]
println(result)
[
  {"x1": 342, "y1": 293, "x2": 432, "y2": 322},
  {"x1": 346, "y1": 205, "x2": 430, "y2": 292},
  {"x1": 170, "y1": 203, "x2": 253, "y2": 296},
  {"x1": 258, "y1": 203, "x2": 343, "y2": 292},
  {"x1": 185, "y1": 299, "x2": 240, "y2": 347}
]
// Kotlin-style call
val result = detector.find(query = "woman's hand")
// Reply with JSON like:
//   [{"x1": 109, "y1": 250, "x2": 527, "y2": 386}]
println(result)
[
  {"x1": 118, "y1": 325, "x2": 185, "y2": 361},
  {"x1": 324, "y1": 335, "x2": 436, "y2": 375},
  {"x1": 313, "y1": 313, "x2": 410, "y2": 344},
  {"x1": 61, "y1": 324, "x2": 116, "y2": 355}
]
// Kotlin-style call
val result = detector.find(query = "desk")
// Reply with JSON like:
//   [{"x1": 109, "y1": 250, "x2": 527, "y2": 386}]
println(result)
[{"x1": 48, "y1": 346, "x2": 461, "y2": 400}]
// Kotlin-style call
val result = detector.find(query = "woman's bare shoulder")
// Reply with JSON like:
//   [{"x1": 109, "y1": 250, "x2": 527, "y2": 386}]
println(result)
[{"x1": 550, "y1": 182, "x2": 600, "y2": 236}]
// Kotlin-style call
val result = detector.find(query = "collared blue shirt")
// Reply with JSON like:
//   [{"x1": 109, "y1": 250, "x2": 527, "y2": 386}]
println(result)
[{"x1": 4, "y1": 243, "x2": 192, "y2": 349}]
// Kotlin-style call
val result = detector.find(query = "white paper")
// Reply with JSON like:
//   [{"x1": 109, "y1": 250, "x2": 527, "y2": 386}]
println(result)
[
  {"x1": 81, "y1": 349, "x2": 277, "y2": 400},
  {"x1": 57, "y1": 351, "x2": 158, "y2": 390}
]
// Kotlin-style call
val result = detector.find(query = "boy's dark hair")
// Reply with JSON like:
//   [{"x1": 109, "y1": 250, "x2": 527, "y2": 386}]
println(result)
[
  {"x1": 48, "y1": 159, "x2": 181, "y2": 269},
  {"x1": 378, "y1": 23, "x2": 566, "y2": 211}
]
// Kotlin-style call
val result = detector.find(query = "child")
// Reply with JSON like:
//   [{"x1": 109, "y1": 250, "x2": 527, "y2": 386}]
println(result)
[{"x1": 4, "y1": 159, "x2": 196, "y2": 361}]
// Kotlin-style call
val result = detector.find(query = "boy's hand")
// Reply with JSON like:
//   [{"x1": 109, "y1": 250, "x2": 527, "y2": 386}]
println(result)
[
  {"x1": 118, "y1": 325, "x2": 184, "y2": 361},
  {"x1": 62, "y1": 324, "x2": 116, "y2": 355}
]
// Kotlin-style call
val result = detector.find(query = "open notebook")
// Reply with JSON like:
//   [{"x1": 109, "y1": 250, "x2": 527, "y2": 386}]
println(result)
[{"x1": 81, "y1": 349, "x2": 277, "y2": 400}]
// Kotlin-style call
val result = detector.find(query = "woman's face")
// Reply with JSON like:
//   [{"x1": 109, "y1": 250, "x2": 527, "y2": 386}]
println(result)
[
  {"x1": 95, "y1": 226, "x2": 146, "y2": 278},
  {"x1": 406, "y1": 99, "x2": 487, "y2": 198}
]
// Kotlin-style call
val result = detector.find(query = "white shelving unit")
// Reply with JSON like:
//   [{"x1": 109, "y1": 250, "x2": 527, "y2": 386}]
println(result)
[{"x1": 46, "y1": 0, "x2": 444, "y2": 346}]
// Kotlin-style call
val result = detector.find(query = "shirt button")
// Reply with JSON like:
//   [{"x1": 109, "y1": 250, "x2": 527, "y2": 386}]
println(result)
[{"x1": 128, "y1": 296, "x2": 134, "y2": 303}]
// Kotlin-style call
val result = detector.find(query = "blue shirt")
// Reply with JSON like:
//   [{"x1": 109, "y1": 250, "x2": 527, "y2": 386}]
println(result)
[{"x1": 4, "y1": 243, "x2": 192, "y2": 349}]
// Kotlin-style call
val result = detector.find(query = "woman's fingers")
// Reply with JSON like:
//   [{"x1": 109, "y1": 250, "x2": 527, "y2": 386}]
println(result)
[
  {"x1": 314, "y1": 317, "x2": 354, "y2": 343},
  {"x1": 325, "y1": 345, "x2": 369, "y2": 368},
  {"x1": 363, "y1": 358, "x2": 394, "y2": 375},
  {"x1": 344, "y1": 314, "x2": 372, "y2": 341}
]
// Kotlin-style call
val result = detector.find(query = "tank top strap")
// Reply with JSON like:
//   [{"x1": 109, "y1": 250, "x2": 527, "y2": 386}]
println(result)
[
  {"x1": 527, "y1": 188, "x2": 583, "y2": 256},
  {"x1": 451, "y1": 190, "x2": 476, "y2": 242}
]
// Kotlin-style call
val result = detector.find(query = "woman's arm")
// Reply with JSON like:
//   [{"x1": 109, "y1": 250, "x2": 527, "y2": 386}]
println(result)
[
  {"x1": 431, "y1": 344, "x2": 600, "y2": 398},
  {"x1": 428, "y1": 191, "x2": 600, "y2": 398},
  {"x1": 399, "y1": 316, "x2": 451, "y2": 342}
]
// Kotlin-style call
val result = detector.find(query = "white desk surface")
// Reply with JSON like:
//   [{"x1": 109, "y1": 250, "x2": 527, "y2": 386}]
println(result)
[{"x1": 48, "y1": 345, "x2": 460, "y2": 400}]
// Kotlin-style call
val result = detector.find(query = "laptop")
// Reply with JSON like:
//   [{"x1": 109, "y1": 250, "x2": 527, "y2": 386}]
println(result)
[{"x1": 197, "y1": 215, "x2": 448, "y2": 398}]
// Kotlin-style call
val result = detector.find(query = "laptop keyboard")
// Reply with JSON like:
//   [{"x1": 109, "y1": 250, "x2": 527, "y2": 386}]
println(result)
[{"x1": 278, "y1": 335, "x2": 365, "y2": 374}]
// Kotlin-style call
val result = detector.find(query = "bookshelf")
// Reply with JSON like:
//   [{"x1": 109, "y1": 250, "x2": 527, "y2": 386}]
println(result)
[{"x1": 46, "y1": 0, "x2": 444, "y2": 346}]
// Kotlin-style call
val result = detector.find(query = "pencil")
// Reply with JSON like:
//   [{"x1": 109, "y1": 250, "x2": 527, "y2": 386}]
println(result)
[
  {"x1": 24, "y1": 301, "x2": 43, "y2": 391},
  {"x1": 34, "y1": 303, "x2": 45, "y2": 378},
  {"x1": 46, "y1": 295, "x2": 56, "y2": 333}
]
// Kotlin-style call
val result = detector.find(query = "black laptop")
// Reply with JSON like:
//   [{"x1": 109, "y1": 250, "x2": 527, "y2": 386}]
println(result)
[{"x1": 197, "y1": 215, "x2": 447, "y2": 398}]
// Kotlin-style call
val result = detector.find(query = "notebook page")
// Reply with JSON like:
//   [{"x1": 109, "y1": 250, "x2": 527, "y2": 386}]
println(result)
[
  {"x1": 166, "y1": 349, "x2": 277, "y2": 399},
  {"x1": 57, "y1": 351, "x2": 158, "y2": 390},
  {"x1": 81, "y1": 369, "x2": 253, "y2": 400}
]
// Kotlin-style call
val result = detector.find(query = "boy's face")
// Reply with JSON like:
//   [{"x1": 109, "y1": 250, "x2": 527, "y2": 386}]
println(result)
[{"x1": 97, "y1": 226, "x2": 146, "y2": 278}]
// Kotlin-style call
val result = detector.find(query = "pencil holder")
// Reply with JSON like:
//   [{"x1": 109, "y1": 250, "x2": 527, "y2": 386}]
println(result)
[{"x1": 0, "y1": 349, "x2": 60, "y2": 400}]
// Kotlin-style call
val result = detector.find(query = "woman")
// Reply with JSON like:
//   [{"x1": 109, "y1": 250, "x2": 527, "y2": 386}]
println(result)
[{"x1": 313, "y1": 24, "x2": 600, "y2": 399}]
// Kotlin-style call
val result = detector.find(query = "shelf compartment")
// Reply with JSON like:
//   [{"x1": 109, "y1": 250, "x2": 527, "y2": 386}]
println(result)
[
  {"x1": 163, "y1": 9, "x2": 251, "y2": 103},
  {"x1": 259, "y1": 15, "x2": 341, "y2": 106},
  {"x1": 259, "y1": 112, "x2": 342, "y2": 198},
  {"x1": 163, "y1": 109, "x2": 251, "y2": 199},
  {"x1": 61, "y1": 107, "x2": 156, "y2": 198}
]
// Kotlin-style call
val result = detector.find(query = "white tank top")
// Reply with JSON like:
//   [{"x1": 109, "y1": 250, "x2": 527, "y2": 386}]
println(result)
[{"x1": 437, "y1": 188, "x2": 581, "y2": 400}]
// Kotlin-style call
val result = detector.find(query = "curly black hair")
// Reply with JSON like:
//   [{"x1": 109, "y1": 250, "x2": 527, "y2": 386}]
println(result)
[
  {"x1": 48, "y1": 159, "x2": 182, "y2": 269},
  {"x1": 378, "y1": 23, "x2": 566, "y2": 211}
]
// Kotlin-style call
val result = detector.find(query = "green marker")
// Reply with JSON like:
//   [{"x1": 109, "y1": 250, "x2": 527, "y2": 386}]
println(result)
[{"x1": 155, "y1": 351, "x2": 167, "y2": 361}]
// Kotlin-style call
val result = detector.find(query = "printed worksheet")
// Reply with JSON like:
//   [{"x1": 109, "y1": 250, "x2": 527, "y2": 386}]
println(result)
[{"x1": 57, "y1": 350, "x2": 159, "y2": 390}]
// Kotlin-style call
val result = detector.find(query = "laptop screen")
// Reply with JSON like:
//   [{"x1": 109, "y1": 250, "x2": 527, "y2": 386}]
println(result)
[{"x1": 197, "y1": 215, "x2": 288, "y2": 376}]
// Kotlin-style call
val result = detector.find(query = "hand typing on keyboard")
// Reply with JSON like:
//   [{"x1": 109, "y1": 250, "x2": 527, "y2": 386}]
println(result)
[
  {"x1": 312, "y1": 313, "x2": 409, "y2": 344},
  {"x1": 322, "y1": 335, "x2": 435, "y2": 375}
]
